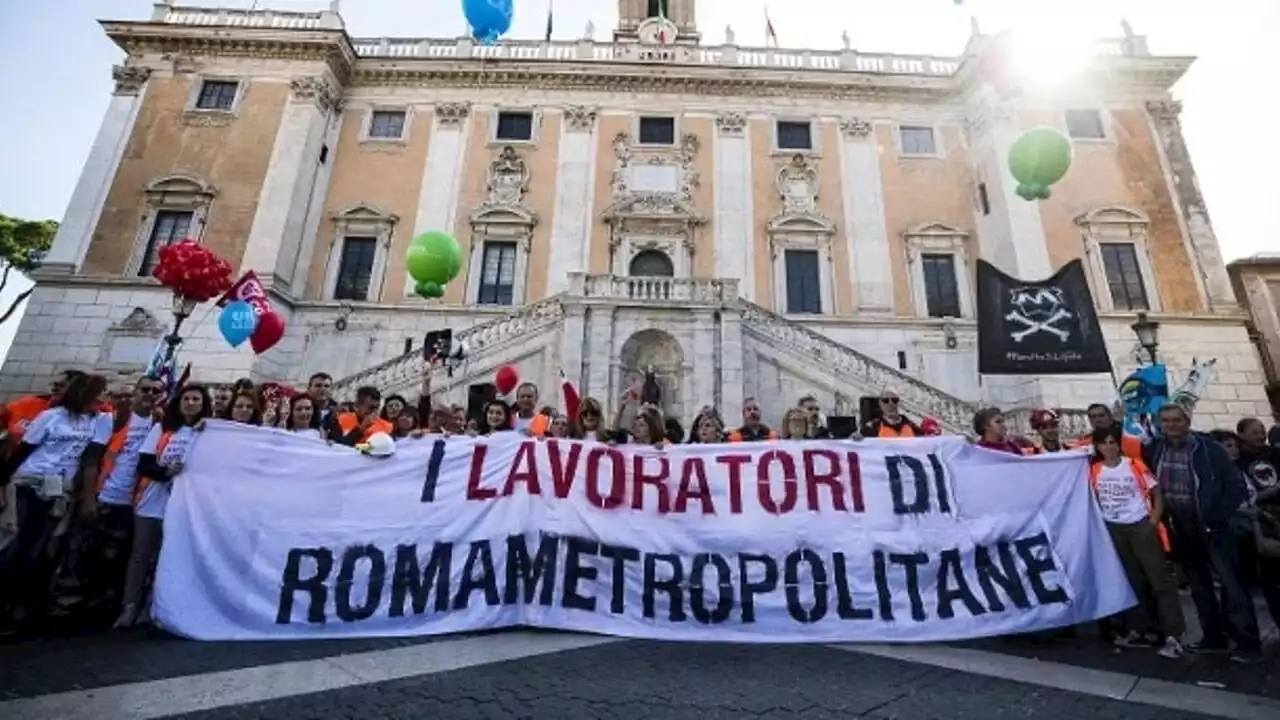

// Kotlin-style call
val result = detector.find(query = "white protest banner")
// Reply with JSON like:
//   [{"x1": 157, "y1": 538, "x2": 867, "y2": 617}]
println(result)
[{"x1": 153, "y1": 421, "x2": 1136, "y2": 642}]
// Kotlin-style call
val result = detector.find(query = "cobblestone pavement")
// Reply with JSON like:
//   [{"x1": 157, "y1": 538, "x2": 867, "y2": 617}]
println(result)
[
  {"x1": 166, "y1": 642, "x2": 1223, "y2": 720},
  {"x1": 2, "y1": 628, "x2": 1263, "y2": 720}
]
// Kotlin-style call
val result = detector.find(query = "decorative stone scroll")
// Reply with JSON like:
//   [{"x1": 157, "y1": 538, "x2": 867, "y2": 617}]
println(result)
[
  {"x1": 839, "y1": 117, "x2": 873, "y2": 138},
  {"x1": 715, "y1": 111, "x2": 747, "y2": 136},
  {"x1": 289, "y1": 76, "x2": 342, "y2": 113},
  {"x1": 486, "y1": 146, "x2": 529, "y2": 207},
  {"x1": 112, "y1": 65, "x2": 152, "y2": 95},
  {"x1": 435, "y1": 102, "x2": 471, "y2": 126},
  {"x1": 563, "y1": 105, "x2": 598, "y2": 131}
]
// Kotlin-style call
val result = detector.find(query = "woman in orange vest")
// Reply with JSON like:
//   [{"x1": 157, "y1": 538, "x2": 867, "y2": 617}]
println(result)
[
  {"x1": 115, "y1": 384, "x2": 212, "y2": 629},
  {"x1": 1088, "y1": 424, "x2": 1184, "y2": 658}
]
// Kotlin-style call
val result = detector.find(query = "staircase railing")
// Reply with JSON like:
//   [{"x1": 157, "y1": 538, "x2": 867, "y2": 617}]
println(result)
[
  {"x1": 330, "y1": 296, "x2": 566, "y2": 399},
  {"x1": 738, "y1": 301, "x2": 979, "y2": 433}
]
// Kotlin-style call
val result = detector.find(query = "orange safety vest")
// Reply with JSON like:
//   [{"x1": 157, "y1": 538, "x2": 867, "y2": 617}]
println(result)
[
  {"x1": 727, "y1": 427, "x2": 779, "y2": 443},
  {"x1": 1088, "y1": 457, "x2": 1171, "y2": 551},
  {"x1": 96, "y1": 424, "x2": 131, "y2": 494},
  {"x1": 134, "y1": 431, "x2": 174, "y2": 506},
  {"x1": 2, "y1": 395, "x2": 51, "y2": 456},
  {"x1": 337, "y1": 413, "x2": 393, "y2": 444},
  {"x1": 876, "y1": 422, "x2": 917, "y2": 439}
]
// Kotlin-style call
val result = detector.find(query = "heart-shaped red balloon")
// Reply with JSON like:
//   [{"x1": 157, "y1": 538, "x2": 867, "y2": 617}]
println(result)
[{"x1": 249, "y1": 311, "x2": 286, "y2": 354}]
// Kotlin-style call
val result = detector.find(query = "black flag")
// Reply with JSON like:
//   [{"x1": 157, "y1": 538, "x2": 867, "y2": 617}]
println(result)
[{"x1": 976, "y1": 259, "x2": 1111, "y2": 375}]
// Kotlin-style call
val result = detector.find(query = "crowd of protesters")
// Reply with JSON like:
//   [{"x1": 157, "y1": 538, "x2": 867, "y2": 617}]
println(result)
[{"x1": 0, "y1": 363, "x2": 1277, "y2": 665}]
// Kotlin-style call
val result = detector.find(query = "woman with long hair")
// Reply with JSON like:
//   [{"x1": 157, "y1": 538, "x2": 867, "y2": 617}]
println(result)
[
  {"x1": 688, "y1": 411, "x2": 725, "y2": 444},
  {"x1": 575, "y1": 397, "x2": 608, "y2": 441},
  {"x1": 628, "y1": 406, "x2": 666, "y2": 447},
  {"x1": 1088, "y1": 424, "x2": 1184, "y2": 658},
  {"x1": 478, "y1": 400, "x2": 513, "y2": 435},
  {"x1": 115, "y1": 384, "x2": 212, "y2": 628},
  {"x1": 227, "y1": 392, "x2": 261, "y2": 426},
  {"x1": 779, "y1": 407, "x2": 810, "y2": 440},
  {"x1": 285, "y1": 394, "x2": 323, "y2": 441},
  {"x1": 0, "y1": 373, "x2": 108, "y2": 629}
]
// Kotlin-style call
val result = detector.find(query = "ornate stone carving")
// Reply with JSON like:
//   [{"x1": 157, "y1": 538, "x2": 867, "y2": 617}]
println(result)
[
  {"x1": 724, "y1": 25, "x2": 735, "y2": 45},
  {"x1": 112, "y1": 65, "x2": 151, "y2": 95},
  {"x1": 486, "y1": 146, "x2": 529, "y2": 206},
  {"x1": 1146, "y1": 100, "x2": 1182, "y2": 123},
  {"x1": 289, "y1": 76, "x2": 341, "y2": 113},
  {"x1": 563, "y1": 105, "x2": 598, "y2": 131},
  {"x1": 777, "y1": 154, "x2": 819, "y2": 215},
  {"x1": 181, "y1": 112, "x2": 234, "y2": 128},
  {"x1": 839, "y1": 117, "x2": 873, "y2": 138},
  {"x1": 715, "y1": 111, "x2": 747, "y2": 136},
  {"x1": 435, "y1": 102, "x2": 471, "y2": 125},
  {"x1": 111, "y1": 307, "x2": 163, "y2": 336}
]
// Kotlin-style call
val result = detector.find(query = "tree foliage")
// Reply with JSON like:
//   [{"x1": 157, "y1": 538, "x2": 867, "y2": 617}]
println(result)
[{"x1": 0, "y1": 212, "x2": 58, "y2": 325}]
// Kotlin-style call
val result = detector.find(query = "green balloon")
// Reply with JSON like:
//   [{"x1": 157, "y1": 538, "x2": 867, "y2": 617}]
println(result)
[
  {"x1": 406, "y1": 231, "x2": 462, "y2": 286},
  {"x1": 1007, "y1": 126, "x2": 1072, "y2": 200},
  {"x1": 415, "y1": 281, "x2": 445, "y2": 299}
]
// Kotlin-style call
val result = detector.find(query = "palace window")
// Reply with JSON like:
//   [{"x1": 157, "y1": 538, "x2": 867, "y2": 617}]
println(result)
[
  {"x1": 324, "y1": 204, "x2": 398, "y2": 303},
  {"x1": 638, "y1": 116, "x2": 676, "y2": 146},
  {"x1": 905, "y1": 223, "x2": 972, "y2": 319},
  {"x1": 368, "y1": 110, "x2": 407, "y2": 140},
  {"x1": 138, "y1": 211, "x2": 193, "y2": 278},
  {"x1": 1099, "y1": 243, "x2": 1150, "y2": 311},
  {"x1": 128, "y1": 174, "x2": 216, "y2": 278},
  {"x1": 647, "y1": 0, "x2": 669, "y2": 18},
  {"x1": 784, "y1": 250, "x2": 823, "y2": 314},
  {"x1": 629, "y1": 249, "x2": 675, "y2": 277},
  {"x1": 1076, "y1": 207, "x2": 1161, "y2": 313},
  {"x1": 495, "y1": 111, "x2": 534, "y2": 142},
  {"x1": 899, "y1": 125, "x2": 937, "y2": 156},
  {"x1": 333, "y1": 237, "x2": 378, "y2": 301},
  {"x1": 921, "y1": 253, "x2": 962, "y2": 318},
  {"x1": 775, "y1": 120, "x2": 814, "y2": 151},
  {"x1": 478, "y1": 241, "x2": 518, "y2": 306},
  {"x1": 1066, "y1": 109, "x2": 1106, "y2": 140},
  {"x1": 195, "y1": 80, "x2": 238, "y2": 111}
]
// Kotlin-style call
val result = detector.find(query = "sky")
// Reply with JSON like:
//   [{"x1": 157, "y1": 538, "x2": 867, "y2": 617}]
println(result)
[{"x1": 0, "y1": 0, "x2": 1276, "y2": 360}]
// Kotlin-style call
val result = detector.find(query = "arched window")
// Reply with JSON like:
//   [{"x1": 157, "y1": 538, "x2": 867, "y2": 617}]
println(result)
[
  {"x1": 629, "y1": 249, "x2": 674, "y2": 277},
  {"x1": 647, "y1": 0, "x2": 669, "y2": 19}
]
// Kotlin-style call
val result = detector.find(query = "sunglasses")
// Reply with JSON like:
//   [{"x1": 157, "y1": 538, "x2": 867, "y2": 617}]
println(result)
[
  {"x1": 879, "y1": 397, "x2": 899, "y2": 405},
  {"x1": 136, "y1": 387, "x2": 160, "y2": 395}
]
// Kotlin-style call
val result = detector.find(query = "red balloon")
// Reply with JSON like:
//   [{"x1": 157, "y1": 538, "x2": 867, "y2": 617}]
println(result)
[
  {"x1": 250, "y1": 311, "x2": 286, "y2": 354},
  {"x1": 494, "y1": 365, "x2": 519, "y2": 396}
]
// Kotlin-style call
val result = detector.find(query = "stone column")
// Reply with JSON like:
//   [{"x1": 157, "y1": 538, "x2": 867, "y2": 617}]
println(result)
[
  {"x1": 1146, "y1": 100, "x2": 1237, "y2": 314},
  {"x1": 241, "y1": 76, "x2": 338, "y2": 288},
  {"x1": 837, "y1": 117, "x2": 893, "y2": 313},
  {"x1": 406, "y1": 102, "x2": 472, "y2": 296},
  {"x1": 546, "y1": 105, "x2": 598, "y2": 295},
  {"x1": 719, "y1": 308, "x2": 745, "y2": 423},
  {"x1": 42, "y1": 65, "x2": 151, "y2": 275},
  {"x1": 712, "y1": 111, "x2": 754, "y2": 299}
]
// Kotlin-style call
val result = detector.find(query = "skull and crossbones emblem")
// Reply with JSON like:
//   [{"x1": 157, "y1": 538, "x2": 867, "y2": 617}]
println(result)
[{"x1": 1005, "y1": 287, "x2": 1073, "y2": 343}]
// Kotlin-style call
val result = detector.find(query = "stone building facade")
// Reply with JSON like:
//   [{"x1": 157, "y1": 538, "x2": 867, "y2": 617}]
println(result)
[
  {"x1": 1, "y1": 0, "x2": 1269, "y2": 432},
  {"x1": 1228, "y1": 255, "x2": 1280, "y2": 387}
]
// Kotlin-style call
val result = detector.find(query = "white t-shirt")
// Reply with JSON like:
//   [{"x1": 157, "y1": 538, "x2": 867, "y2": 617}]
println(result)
[
  {"x1": 16, "y1": 407, "x2": 110, "y2": 489},
  {"x1": 292, "y1": 428, "x2": 323, "y2": 441},
  {"x1": 97, "y1": 413, "x2": 156, "y2": 506},
  {"x1": 135, "y1": 425, "x2": 196, "y2": 520},
  {"x1": 1093, "y1": 458, "x2": 1156, "y2": 524}
]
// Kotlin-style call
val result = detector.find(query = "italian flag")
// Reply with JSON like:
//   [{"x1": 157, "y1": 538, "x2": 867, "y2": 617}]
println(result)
[{"x1": 656, "y1": 3, "x2": 672, "y2": 45}]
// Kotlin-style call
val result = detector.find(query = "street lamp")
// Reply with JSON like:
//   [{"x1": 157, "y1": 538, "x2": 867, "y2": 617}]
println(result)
[{"x1": 1130, "y1": 311, "x2": 1160, "y2": 364}]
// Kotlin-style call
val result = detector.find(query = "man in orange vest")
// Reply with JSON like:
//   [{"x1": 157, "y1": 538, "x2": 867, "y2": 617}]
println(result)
[
  {"x1": 727, "y1": 398, "x2": 779, "y2": 442},
  {"x1": 1029, "y1": 409, "x2": 1068, "y2": 453},
  {"x1": 0, "y1": 370, "x2": 81, "y2": 457},
  {"x1": 860, "y1": 390, "x2": 922, "y2": 438},
  {"x1": 330, "y1": 385, "x2": 393, "y2": 446}
]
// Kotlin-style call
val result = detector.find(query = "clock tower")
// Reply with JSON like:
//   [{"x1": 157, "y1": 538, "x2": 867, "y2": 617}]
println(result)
[{"x1": 615, "y1": 0, "x2": 700, "y2": 44}]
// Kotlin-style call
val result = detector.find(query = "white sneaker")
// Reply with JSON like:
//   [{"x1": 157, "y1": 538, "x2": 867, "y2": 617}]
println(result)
[{"x1": 1158, "y1": 637, "x2": 1184, "y2": 659}]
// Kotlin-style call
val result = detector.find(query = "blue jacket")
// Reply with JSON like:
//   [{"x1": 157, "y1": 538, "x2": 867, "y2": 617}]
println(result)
[{"x1": 1142, "y1": 432, "x2": 1248, "y2": 529}]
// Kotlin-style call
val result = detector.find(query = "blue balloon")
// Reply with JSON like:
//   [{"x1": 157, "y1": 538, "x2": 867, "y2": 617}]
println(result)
[
  {"x1": 219, "y1": 301, "x2": 259, "y2": 348},
  {"x1": 462, "y1": 0, "x2": 512, "y2": 45}
]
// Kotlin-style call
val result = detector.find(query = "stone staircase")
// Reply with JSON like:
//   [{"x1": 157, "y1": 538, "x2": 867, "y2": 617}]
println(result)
[
  {"x1": 330, "y1": 296, "x2": 566, "y2": 399},
  {"x1": 738, "y1": 301, "x2": 978, "y2": 433},
  {"x1": 331, "y1": 286, "x2": 984, "y2": 434}
]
